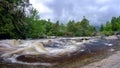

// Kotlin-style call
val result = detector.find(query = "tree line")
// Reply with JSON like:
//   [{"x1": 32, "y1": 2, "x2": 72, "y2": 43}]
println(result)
[
  {"x1": 100, "y1": 16, "x2": 120, "y2": 35},
  {"x1": 0, "y1": 0, "x2": 120, "y2": 39}
]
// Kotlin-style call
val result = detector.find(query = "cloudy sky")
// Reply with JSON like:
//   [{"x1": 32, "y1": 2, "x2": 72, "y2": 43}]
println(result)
[{"x1": 30, "y1": 0, "x2": 120, "y2": 26}]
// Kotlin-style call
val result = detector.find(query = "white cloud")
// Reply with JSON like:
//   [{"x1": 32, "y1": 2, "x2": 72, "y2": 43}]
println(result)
[
  {"x1": 99, "y1": 6, "x2": 109, "y2": 12},
  {"x1": 30, "y1": 0, "x2": 120, "y2": 26},
  {"x1": 30, "y1": 0, "x2": 53, "y2": 13},
  {"x1": 96, "y1": 0, "x2": 110, "y2": 4}
]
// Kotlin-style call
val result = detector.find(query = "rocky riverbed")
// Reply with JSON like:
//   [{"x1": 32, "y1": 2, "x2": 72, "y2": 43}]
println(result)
[{"x1": 0, "y1": 36, "x2": 120, "y2": 68}]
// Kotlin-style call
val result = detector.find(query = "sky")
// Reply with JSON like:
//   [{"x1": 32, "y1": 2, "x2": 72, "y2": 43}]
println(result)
[{"x1": 30, "y1": 0, "x2": 120, "y2": 26}]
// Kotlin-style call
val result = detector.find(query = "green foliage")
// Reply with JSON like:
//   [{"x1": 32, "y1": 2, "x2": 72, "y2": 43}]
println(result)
[
  {"x1": 67, "y1": 20, "x2": 76, "y2": 32},
  {"x1": 75, "y1": 21, "x2": 83, "y2": 36},
  {"x1": 80, "y1": 17, "x2": 91, "y2": 36},
  {"x1": 66, "y1": 20, "x2": 76, "y2": 36},
  {"x1": 100, "y1": 24, "x2": 104, "y2": 31},
  {"x1": 24, "y1": 16, "x2": 96, "y2": 38},
  {"x1": 0, "y1": 0, "x2": 30, "y2": 39},
  {"x1": 2, "y1": 0, "x2": 120, "y2": 39},
  {"x1": 100, "y1": 16, "x2": 120, "y2": 35},
  {"x1": 66, "y1": 17, "x2": 96, "y2": 36},
  {"x1": 111, "y1": 17, "x2": 117, "y2": 31}
]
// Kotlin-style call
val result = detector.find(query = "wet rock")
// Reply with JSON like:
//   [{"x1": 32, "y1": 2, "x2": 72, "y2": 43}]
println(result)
[
  {"x1": 43, "y1": 40, "x2": 64, "y2": 48},
  {"x1": 81, "y1": 38, "x2": 90, "y2": 41},
  {"x1": 74, "y1": 39, "x2": 83, "y2": 42},
  {"x1": 16, "y1": 54, "x2": 70, "y2": 63},
  {"x1": 44, "y1": 42, "x2": 64, "y2": 48}
]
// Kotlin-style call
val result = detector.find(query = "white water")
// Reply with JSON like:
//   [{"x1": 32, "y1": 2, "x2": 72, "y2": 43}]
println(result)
[{"x1": 0, "y1": 38, "x2": 95, "y2": 65}]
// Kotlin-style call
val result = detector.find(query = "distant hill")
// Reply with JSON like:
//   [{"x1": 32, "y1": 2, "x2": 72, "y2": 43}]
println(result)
[{"x1": 94, "y1": 26, "x2": 100, "y2": 31}]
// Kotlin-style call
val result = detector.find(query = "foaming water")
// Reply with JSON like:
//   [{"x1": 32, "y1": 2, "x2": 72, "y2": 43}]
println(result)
[
  {"x1": 0, "y1": 37, "x2": 118, "y2": 67},
  {"x1": 0, "y1": 38, "x2": 93, "y2": 65}
]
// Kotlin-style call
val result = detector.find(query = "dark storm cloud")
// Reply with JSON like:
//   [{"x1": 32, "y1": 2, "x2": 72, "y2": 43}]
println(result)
[{"x1": 31, "y1": 0, "x2": 120, "y2": 26}]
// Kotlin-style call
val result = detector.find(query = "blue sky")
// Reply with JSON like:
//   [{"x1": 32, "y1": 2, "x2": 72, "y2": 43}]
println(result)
[{"x1": 30, "y1": 0, "x2": 120, "y2": 26}]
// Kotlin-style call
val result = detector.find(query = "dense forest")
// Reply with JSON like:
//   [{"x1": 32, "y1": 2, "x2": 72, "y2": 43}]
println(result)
[{"x1": 0, "y1": 0, "x2": 120, "y2": 39}]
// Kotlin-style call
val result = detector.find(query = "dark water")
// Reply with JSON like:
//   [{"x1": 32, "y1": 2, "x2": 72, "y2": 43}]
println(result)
[{"x1": 0, "y1": 39, "x2": 120, "y2": 68}]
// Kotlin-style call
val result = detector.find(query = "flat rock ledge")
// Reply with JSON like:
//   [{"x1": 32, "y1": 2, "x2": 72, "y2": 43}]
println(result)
[{"x1": 82, "y1": 51, "x2": 120, "y2": 68}]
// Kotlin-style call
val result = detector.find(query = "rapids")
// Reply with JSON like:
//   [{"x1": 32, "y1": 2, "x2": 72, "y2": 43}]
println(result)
[
  {"x1": 0, "y1": 37, "x2": 95, "y2": 65},
  {"x1": 0, "y1": 36, "x2": 120, "y2": 67}
]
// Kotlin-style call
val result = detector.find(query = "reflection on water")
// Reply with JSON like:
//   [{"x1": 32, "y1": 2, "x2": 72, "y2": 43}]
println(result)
[{"x1": 0, "y1": 37, "x2": 120, "y2": 68}]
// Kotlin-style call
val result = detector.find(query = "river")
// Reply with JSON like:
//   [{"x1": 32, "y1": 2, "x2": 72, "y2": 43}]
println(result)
[{"x1": 0, "y1": 36, "x2": 120, "y2": 68}]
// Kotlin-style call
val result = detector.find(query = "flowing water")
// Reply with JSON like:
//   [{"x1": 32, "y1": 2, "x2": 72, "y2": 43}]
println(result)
[{"x1": 0, "y1": 37, "x2": 120, "y2": 68}]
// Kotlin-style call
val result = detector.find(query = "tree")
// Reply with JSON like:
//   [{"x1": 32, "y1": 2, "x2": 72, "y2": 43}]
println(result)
[
  {"x1": 24, "y1": 8, "x2": 40, "y2": 38},
  {"x1": 101, "y1": 21, "x2": 113, "y2": 35},
  {"x1": 66, "y1": 20, "x2": 76, "y2": 36},
  {"x1": 80, "y1": 16, "x2": 95, "y2": 36},
  {"x1": 0, "y1": 0, "x2": 31, "y2": 39},
  {"x1": 45, "y1": 19, "x2": 53, "y2": 36},
  {"x1": 59, "y1": 23, "x2": 66, "y2": 36},
  {"x1": 105, "y1": 21, "x2": 112, "y2": 31},
  {"x1": 111, "y1": 17, "x2": 117, "y2": 31},
  {"x1": 51, "y1": 20, "x2": 60, "y2": 36},
  {"x1": 75, "y1": 21, "x2": 83, "y2": 36},
  {"x1": 100, "y1": 24, "x2": 104, "y2": 31}
]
